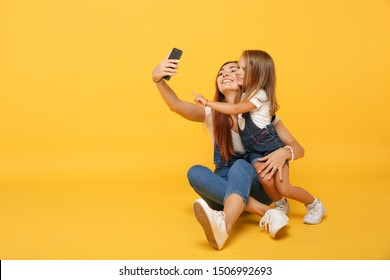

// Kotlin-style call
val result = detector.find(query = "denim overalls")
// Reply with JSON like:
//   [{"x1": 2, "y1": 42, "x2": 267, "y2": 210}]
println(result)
[
  {"x1": 213, "y1": 145, "x2": 246, "y2": 170},
  {"x1": 239, "y1": 112, "x2": 284, "y2": 165}
]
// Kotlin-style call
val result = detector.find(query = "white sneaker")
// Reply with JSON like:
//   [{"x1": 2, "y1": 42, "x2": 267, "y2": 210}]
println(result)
[
  {"x1": 193, "y1": 198, "x2": 228, "y2": 250},
  {"x1": 274, "y1": 198, "x2": 290, "y2": 215},
  {"x1": 304, "y1": 198, "x2": 325, "y2": 224},
  {"x1": 259, "y1": 209, "x2": 289, "y2": 238}
]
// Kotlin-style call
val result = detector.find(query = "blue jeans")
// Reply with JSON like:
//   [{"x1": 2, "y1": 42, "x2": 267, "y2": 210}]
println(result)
[{"x1": 187, "y1": 159, "x2": 272, "y2": 211}]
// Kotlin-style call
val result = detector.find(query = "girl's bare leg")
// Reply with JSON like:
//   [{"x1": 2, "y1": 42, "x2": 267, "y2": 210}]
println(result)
[
  {"x1": 275, "y1": 165, "x2": 315, "y2": 205},
  {"x1": 253, "y1": 161, "x2": 283, "y2": 202}
]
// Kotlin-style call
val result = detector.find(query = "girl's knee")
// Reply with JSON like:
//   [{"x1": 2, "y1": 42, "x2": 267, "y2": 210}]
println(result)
[
  {"x1": 259, "y1": 176, "x2": 274, "y2": 189},
  {"x1": 276, "y1": 183, "x2": 292, "y2": 197}
]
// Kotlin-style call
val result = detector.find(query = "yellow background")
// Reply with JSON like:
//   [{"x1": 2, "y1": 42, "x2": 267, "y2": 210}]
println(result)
[{"x1": 1, "y1": 0, "x2": 389, "y2": 259}]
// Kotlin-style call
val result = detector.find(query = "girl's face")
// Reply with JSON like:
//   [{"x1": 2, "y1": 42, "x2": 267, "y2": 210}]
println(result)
[
  {"x1": 236, "y1": 56, "x2": 246, "y2": 87},
  {"x1": 216, "y1": 62, "x2": 240, "y2": 93}
]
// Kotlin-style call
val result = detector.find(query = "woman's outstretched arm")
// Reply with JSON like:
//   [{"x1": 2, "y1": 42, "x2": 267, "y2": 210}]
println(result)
[{"x1": 153, "y1": 59, "x2": 205, "y2": 122}]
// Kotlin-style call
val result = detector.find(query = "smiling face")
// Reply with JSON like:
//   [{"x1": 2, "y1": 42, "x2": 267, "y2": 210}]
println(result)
[
  {"x1": 216, "y1": 62, "x2": 240, "y2": 94},
  {"x1": 236, "y1": 56, "x2": 246, "y2": 88}
]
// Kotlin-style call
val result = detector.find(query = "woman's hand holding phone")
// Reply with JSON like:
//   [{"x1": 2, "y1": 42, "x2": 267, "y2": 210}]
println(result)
[{"x1": 152, "y1": 48, "x2": 183, "y2": 83}]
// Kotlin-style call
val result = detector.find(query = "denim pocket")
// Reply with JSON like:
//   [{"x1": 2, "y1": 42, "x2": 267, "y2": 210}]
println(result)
[{"x1": 241, "y1": 125, "x2": 283, "y2": 155}]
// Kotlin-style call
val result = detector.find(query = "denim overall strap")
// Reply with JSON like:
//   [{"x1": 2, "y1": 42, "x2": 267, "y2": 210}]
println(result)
[
  {"x1": 213, "y1": 144, "x2": 224, "y2": 168},
  {"x1": 239, "y1": 112, "x2": 261, "y2": 139}
]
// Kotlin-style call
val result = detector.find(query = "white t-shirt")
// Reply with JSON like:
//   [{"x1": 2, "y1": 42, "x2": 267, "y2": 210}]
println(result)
[
  {"x1": 238, "y1": 89, "x2": 271, "y2": 130},
  {"x1": 203, "y1": 105, "x2": 279, "y2": 155}
]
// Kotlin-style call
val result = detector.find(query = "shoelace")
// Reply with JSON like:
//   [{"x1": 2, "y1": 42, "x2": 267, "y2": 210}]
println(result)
[
  {"x1": 213, "y1": 211, "x2": 226, "y2": 227},
  {"x1": 306, "y1": 206, "x2": 320, "y2": 218},
  {"x1": 259, "y1": 211, "x2": 273, "y2": 232},
  {"x1": 213, "y1": 210, "x2": 226, "y2": 227}
]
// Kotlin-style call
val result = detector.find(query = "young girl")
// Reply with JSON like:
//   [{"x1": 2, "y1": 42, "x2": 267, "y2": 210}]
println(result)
[{"x1": 194, "y1": 50, "x2": 325, "y2": 224}]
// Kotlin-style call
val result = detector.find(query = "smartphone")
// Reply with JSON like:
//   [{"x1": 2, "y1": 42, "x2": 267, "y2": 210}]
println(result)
[{"x1": 163, "y1": 48, "x2": 183, "y2": 81}]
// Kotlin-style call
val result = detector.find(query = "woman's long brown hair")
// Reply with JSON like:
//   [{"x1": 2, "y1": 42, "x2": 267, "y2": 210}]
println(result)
[
  {"x1": 212, "y1": 61, "x2": 237, "y2": 161},
  {"x1": 241, "y1": 50, "x2": 279, "y2": 116}
]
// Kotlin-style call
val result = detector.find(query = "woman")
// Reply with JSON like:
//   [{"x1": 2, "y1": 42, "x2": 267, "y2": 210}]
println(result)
[
  {"x1": 152, "y1": 56, "x2": 303, "y2": 250},
  {"x1": 194, "y1": 50, "x2": 325, "y2": 225}
]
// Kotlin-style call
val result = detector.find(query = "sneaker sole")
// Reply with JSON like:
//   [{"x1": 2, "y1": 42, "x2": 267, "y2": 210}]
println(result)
[{"x1": 193, "y1": 202, "x2": 220, "y2": 250}]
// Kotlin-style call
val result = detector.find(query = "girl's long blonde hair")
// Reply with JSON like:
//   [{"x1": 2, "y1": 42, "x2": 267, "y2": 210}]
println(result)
[{"x1": 239, "y1": 50, "x2": 279, "y2": 116}]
